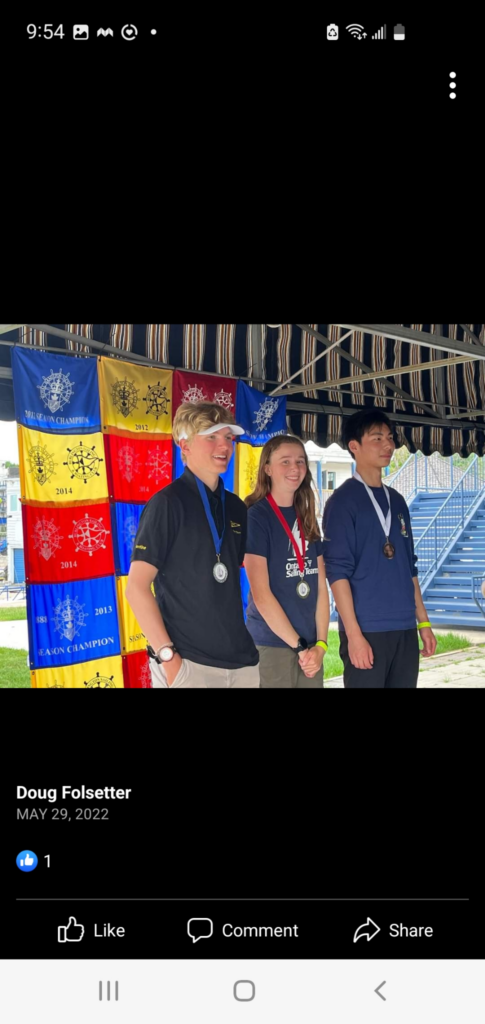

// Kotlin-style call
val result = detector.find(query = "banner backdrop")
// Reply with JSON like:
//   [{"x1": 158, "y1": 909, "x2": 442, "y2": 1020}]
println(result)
[
  {"x1": 113, "y1": 503, "x2": 145, "y2": 576},
  {"x1": 236, "y1": 443, "x2": 263, "y2": 502},
  {"x1": 18, "y1": 426, "x2": 108, "y2": 506},
  {"x1": 116, "y1": 576, "x2": 147, "y2": 654},
  {"x1": 98, "y1": 357, "x2": 172, "y2": 435},
  {"x1": 31, "y1": 655, "x2": 124, "y2": 689},
  {"x1": 122, "y1": 648, "x2": 152, "y2": 689},
  {"x1": 105, "y1": 434, "x2": 172, "y2": 503},
  {"x1": 22, "y1": 501, "x2": 114, "y2": 584},
  {"x1": 172, "y1": 369, "x2": 237, "y2": 417},
  {"x1": 11, "y1": 347, "x2": 101, "y2": 433},
  {"x1": 28, "y1": 576, "x2": 121, "y2": 670},
  {"x1": 235, "y1": 380, "x2": 287, "y2": 444},
  {"x1": 10, "y1": 349, "x2": 287, "y2": 687}
]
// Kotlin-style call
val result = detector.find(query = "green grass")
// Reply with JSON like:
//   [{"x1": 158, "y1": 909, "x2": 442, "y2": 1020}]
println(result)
[
  {"x1": 0, "y1": 630, "x2": 478, "y2": 689},
  {"x1": 0, "y1": 607, "x2": 27, "y2": 622},
  {"x1": 324, "y1": 630, "x2": 474, "y2": 681},
  {"x1": 0, "y1": 648, "x2": 30, "y2": 688},
  {"x1": 431, "y1": 632, "x2": 472, "y2": 655}
]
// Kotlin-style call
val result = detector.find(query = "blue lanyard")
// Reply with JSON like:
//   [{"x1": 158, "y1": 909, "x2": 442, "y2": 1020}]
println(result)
[{"x1": 195, "y1": 476, "x2": 226, "y2": 558}]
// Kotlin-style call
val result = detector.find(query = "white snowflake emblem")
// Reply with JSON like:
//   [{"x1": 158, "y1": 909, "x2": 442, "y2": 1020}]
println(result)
[
  {"x1": 52, "y1": 595, "x2": 87, "y2": 642},
  {"x1": 253, "y1": 398, "x2": 281, "y2": 432},
  {"x1": 213, "y1": 388, "x2": 234, "y2": 411},
  {"x1": 69, "y1": 514, "x2": 110, "y2": 555},
  {"x1": 122, "y1": 515, "x2": 138, "y2": 555},
  {"x1": 116, "y1": 444, "x2": 141, "y2": 483},
  {"x1": 38, "y1": 369, "x2": 74, "y2": 413},
  {"x1": 182, "y1": 384, "x2": 207, "y2": 404},
  {"x1": 32, "y1": 517, "x2": 63, "y2": 561},
  {"x1": 146, "y1": 445, "x2": 171, "y2": 483}
]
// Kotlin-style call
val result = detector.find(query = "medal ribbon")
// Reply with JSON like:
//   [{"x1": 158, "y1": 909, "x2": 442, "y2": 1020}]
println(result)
[
  {"x1": 354, "y1": 471, "x2": 392, "y2": 540},
  {"x1": 266, "y1": 494, "x2": 306, "y2": 575},
  {"x1": 195, "y1": 476, "x2": 226, "y2": 559}
]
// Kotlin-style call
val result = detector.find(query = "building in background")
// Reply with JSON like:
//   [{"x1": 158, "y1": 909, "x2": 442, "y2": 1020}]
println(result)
[
  {"x1": 6, "y1": 466, "x2": 23, "y2": 582},
  {"x1": 305, "y1": 441, "x2": 354, "y2": 524}
]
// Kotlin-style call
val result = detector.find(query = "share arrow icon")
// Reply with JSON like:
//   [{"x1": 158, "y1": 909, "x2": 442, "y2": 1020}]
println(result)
[{"x1": 353, "y1": 917, "x2": 381, "y2": 942}]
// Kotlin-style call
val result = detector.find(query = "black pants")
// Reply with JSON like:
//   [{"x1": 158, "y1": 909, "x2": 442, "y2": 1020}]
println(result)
[{"x1": 339, "y1": 629, "x2": 420, "y2": 689}]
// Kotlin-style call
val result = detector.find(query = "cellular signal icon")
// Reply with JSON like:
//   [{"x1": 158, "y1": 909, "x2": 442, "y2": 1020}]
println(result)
[
  {"x1": 372, "y1": 25, "x2": 387, "y2": 39},
  {"x1": 346, "y1": 23, "x2": 366, "y2": 38}
]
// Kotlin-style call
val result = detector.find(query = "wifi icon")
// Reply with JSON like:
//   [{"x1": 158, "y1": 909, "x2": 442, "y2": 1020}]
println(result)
[{"x1": 346, "y1": 23, "x2": 366, "y2": 38}]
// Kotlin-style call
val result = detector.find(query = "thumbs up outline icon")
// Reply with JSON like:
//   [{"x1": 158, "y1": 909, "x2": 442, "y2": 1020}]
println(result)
[{"x1": 58, "y1": 917, "x2": 85, "y2": 942}]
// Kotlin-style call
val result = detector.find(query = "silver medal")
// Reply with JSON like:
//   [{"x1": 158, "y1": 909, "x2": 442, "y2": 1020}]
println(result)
[
  {"x1": 297, "y1": 579, "x2": 310, "y2": 599},
  {"x1": 213, "y1": 561, "x2": 229, "y2": 583}
]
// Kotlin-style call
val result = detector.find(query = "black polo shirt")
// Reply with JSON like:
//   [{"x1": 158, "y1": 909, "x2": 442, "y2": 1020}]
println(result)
[{"x1": 131, "y1": 467, "x2": 259, "y2": 670}]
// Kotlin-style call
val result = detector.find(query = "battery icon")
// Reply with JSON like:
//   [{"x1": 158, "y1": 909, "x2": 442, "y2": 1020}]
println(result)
[{"x1": 393, "y1": 23, "x2": 405, "y2": 39}]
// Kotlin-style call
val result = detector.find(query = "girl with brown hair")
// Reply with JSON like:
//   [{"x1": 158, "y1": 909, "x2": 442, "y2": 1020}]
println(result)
[{"x1": 244, "y1": 434, "x2": 329, "y2": 687}]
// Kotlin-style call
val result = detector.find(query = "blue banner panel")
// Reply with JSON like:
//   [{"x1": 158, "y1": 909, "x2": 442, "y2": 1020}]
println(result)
[
  {"x1": 236, "y1": 380, "x2": 287, "y2": 444},
  {"x1": 28, "y1": 576, "x2": 120, "y2": 669},
  {"x1": 240, "y1": 565, "x2": 251, "y2": 621},
  {"x1": 113, "y1": 502, "x2": 146, "y2": 575},
  {"x1": 12, "y1": 346, "x2": 100, "y2": 432},
  {"x1": 173, "y1": 442, "x2": 235, "y2": 492}
]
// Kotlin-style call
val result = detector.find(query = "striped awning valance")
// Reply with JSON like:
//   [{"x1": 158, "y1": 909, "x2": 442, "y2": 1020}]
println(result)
[{"x1": 1, "y1": 323, "x2": 484, "y2": 456}]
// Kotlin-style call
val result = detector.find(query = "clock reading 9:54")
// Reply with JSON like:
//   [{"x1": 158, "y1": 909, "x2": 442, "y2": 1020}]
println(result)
[{"x1": 27, "y1": 25, "x2": 65, "y2": 39}]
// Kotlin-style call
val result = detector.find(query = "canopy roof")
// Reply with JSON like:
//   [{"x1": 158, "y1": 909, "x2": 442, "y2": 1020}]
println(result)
[{"x1": 1, "y1": 323, "x2": 484, "y2": 455}]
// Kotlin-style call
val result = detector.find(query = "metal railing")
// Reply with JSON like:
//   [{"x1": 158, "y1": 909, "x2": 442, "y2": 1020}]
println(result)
[
  {"x1": 387, "y1": 452, "x2": 473, "y2": 504},
  {"x1": 416, "y1": 456, "x2": 485, "y2": 593},
  {"x1": 0, "y1": 582, "x2": 26, "y2": 601},
  {"x1": 472, "y1": 576, "x2": 485, "y2": 620}
]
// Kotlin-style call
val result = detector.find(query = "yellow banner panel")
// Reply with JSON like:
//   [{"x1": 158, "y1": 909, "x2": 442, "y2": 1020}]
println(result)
[
  {"x1": 236, "y1": 442, "x2": 263, "y2": 501},
  {"x1": 98, "y1": 357, "x2": 172, "y2": 435},
  {"x1": 19, "y1": 425, "x2": 108, "y2": 505},
  {"x1": 31, "y1": 655, "x2": 124, "y2": 688},
  {"x1": 116, "y1": 575, "x2": 147, "y2": 654}
]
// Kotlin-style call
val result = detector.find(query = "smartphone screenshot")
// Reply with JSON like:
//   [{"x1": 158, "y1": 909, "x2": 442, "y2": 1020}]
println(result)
[
  {"x1": 6, "y1": 701, "x2": 482, "y2": 1022},
  {"x1": 7, "y1": 9, "x2": 482, "y2": 123},
  {"x1": 2, "y1": 322, "x2": 483, "y2": 1021}
]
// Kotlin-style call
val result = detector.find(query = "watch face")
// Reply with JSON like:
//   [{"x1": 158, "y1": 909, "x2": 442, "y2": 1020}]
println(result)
[{"x1": 160, "y1": 646, "x2": 174, "y2": 662}]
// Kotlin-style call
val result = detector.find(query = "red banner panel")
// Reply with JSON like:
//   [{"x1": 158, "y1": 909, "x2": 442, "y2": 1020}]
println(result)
[
  {"x1": 122, "y1": 649, "x2": 152, "y2": 688},
  {"x1": 172, "y1": 370, "x2": 237, "y2": 418},
  {"x1": 105, "y1": 434, "x2": 173, "y2": 503}
]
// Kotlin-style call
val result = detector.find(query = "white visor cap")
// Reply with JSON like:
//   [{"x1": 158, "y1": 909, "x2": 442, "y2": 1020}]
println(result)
[{"x1": 178, "y1": 422, "x2": 245, "y2": 440}]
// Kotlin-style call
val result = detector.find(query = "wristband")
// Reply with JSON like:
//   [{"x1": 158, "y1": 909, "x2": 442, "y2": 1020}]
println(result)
[
  {"x1": 316, "y1": 640, "x2": 328, "y2": 651},
  {"x1": 417, "y1": 621, "x2": 432, "y2": 629}
]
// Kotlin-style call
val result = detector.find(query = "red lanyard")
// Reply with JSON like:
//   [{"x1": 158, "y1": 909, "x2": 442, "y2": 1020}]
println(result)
[{"x1": 266, "y1": 494, "x2": 306, "y2": 574}]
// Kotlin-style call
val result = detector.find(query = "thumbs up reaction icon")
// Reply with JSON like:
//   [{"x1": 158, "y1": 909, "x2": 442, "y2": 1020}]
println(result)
[
  {"x1": 58, "y1": 917, "x2": 85, "y2": 942},
  {"x1": 16, "y1": 850, "x2": 38, "y2": 872}
]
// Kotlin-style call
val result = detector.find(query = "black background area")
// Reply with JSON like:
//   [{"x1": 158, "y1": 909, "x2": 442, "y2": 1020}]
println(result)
[{"x1": 12, "y1": 697, "x2": 480, "y2": 958}]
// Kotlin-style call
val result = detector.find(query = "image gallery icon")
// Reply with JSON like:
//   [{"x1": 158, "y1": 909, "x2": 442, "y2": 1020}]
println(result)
[{"x1": 73, "y1": 25, "x2": 89, "y2": 39}]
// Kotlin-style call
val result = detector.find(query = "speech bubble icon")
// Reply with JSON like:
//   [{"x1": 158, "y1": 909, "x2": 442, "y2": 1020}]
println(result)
[{"x1": 187, "y1": 918, "x2": 213, "y2": 943}]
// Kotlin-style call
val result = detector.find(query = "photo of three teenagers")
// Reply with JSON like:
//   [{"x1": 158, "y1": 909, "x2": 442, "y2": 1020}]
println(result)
[
  {"x1": 126, "y1": 402, "x2": 439, "y2": 689},
  {"x1": 5, "y1": 322, "x2": 482, "y2": 690}
]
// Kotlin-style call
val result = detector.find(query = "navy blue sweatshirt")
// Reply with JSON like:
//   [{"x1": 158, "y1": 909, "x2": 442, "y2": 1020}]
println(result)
[{"x1": 323, "y1": 477, "x2": 418, "y2": 633}]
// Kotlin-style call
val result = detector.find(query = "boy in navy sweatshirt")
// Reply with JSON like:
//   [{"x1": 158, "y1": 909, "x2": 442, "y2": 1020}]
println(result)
[{"x1": 323, "y1": 410, "x2": 437, "y2": 688}]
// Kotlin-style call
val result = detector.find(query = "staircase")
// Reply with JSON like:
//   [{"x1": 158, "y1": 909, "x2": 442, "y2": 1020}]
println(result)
[
  {"x1": 423, "y1": 502, "x2": 485, "y2": 628},
  {"x1": 408, "y1": 492, "x2": 451, "y2": 542}
]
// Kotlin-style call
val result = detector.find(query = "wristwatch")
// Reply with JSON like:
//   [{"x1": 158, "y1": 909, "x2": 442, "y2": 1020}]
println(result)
[
  {"x1": 292, "y1": 637, "x2": 308, "y2": 654},
  {"x1": 147, "y1": 643, "x2": 177, "y2": 664}
]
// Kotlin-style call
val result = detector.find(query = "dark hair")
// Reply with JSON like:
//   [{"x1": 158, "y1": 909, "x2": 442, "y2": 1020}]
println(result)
[
  {"x1": 343, "y1": 409, "x2": 395, "y2": 451},
  {"x1": 244, "y1": 434, "x2": 321, "y2": 544}
]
